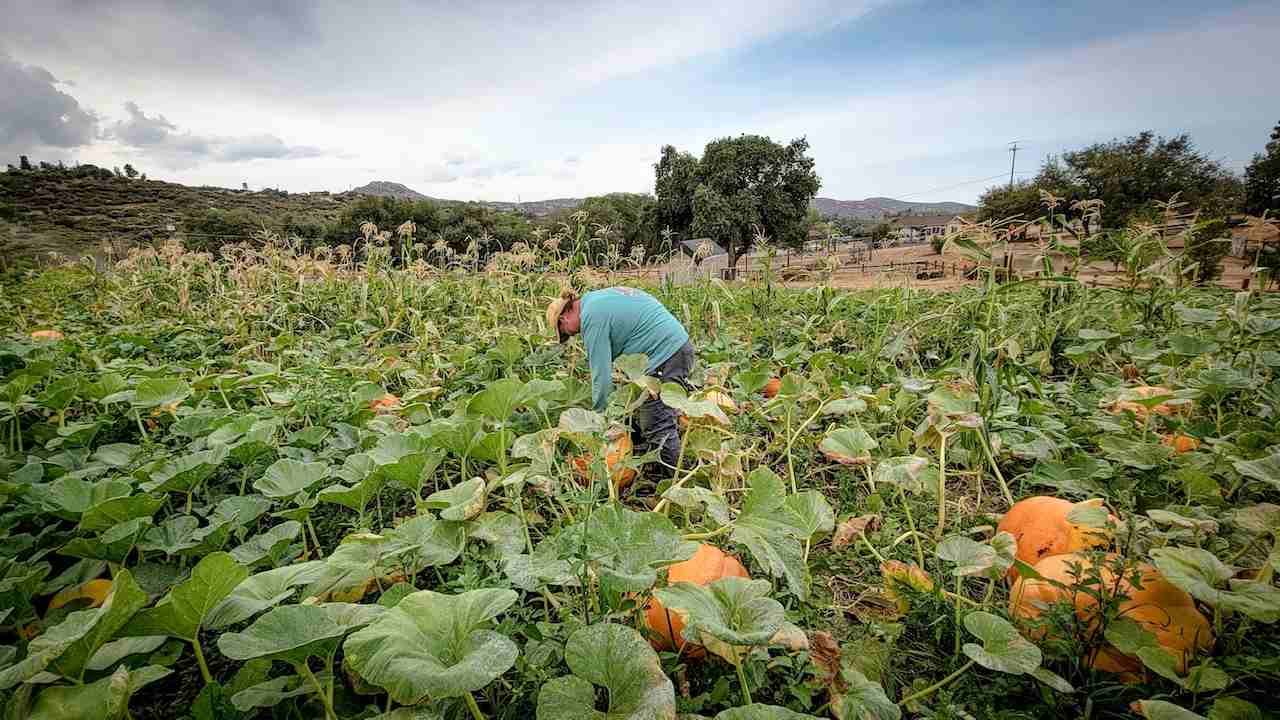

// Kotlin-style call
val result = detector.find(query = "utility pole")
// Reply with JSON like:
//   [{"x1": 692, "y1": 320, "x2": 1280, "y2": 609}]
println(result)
[{"x1": 1008, "y1": 141, "x2": 1019, "y2": 188}]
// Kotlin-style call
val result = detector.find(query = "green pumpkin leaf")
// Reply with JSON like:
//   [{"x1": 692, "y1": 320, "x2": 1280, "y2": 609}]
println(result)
[
  {"x1": 781, "y1": 491, "x2": 835, "y2": 540},
  {"x1": 1219, "y1": 579, "x2": 1280, "y2": 623},
  {"x1": 79, "y1": 494, "x2": 164, "y2": 533},
  {"x1": 1132, "y1": 700, "x2": 1207, "y2": 720},
  {"x1": 468, "y1": 378, "x2": 529, "y2": 421},
  {"x1": 872, "y1": 456, "x2": 931, "y2": 494},
  {"x1": 122, "y1": 552, "x2": 249, "y2": 641},
  {"x1": 140, "y1": 447, "x2": 229, "y2": 494},
  {"x1": 469, "y1": 512, "x2": 527, "y2": 557},
  {"x1": 832, "y1": 666, "x2": 901, "y2": 720},
  {"x1": 568, "y1": 503, "x2": 698, "y2": 593},
  {"x1": 254, "y1": 459, "x2": 329, "y2": 498},
  {"x1": 1149, "y1": 547, "x2": 1234, "y2": 605},
  {"x1": 229, "y1": 673, "x2": 330, "y2": 712},
  {"x1": 28, "y1": 665, "x2": 170, "y2": 720},
  {"x1": 219, "y1": 603, "x2": 384, "y2": 666},
  {"x1": 343, "y1": 588, "x2": 518, "y2": 703},
  {"x1": 961, "y1": 611, "x2": 1042, "y2": 675},
  {"x1": 535, "y1": 623, "x2": 675, "y2": 720},
  {"x1": 205, "y1": 561, "x2": 326, "y2": 630},
  {"x1": 131, "y1": 378, "x2": 191, "y2": 409},
  {"x1": 654, "y1": 577, "x2": 784, "y2": 660},
  {"x1": 819, "y1": 427, "x2": 878, "y2": 466},
  {"x1": 1208, "y1": 697, "x2": 1263, "y2": 720},
  {"x1": 48, "y1": 569, "x2": 148, "y2": 681},
  {"x1": 936, "y1": 535, "x2": 996, "y2": 577},
  {"x1": 1233, "y1": 452, "x2": 1280, "y2": 491},
  {"x1": 229, "y1": 521, "x2": 302, "y2": 568},
  {"x1": 423, "y1": 478, "x2": 487, "y2": 521},
  {"x1": 384, "y1": 515, "x2": 467, "y2": 567}
]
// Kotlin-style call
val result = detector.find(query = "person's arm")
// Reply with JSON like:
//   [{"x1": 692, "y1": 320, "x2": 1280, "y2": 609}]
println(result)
[{"x1": 583, "y1": 319, "x2": 613, "y2": 412}]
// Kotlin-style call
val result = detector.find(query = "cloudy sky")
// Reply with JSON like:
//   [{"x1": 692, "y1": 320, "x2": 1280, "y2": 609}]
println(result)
[{"x1": 2, "y1": 0, "x2": 1277, "y2": 203}]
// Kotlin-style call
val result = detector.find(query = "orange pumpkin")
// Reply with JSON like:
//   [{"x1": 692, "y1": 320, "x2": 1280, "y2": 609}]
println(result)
[
  {"x1": 996, "y1": 496, "x2": 1115, "y2": 579},
  {"x1": 645, "y1": 544, "x2": 749, "y2": 655},
  {"x1": 763, "y1": 377, "x2": 782, "y2": 399},
  {"x1": 1009, "y1": 552, "x2": 1213, "y2": 678},
  {"x1": 571, "y1": 427, "x2": 637, "y2": 491},
  {"x1": 1161, "y1": 433, "x2": 1200, "y2": 454},
  {"x1": 30, "y1": 329, "x2": 63, "y2": 341},
  {"x1": 1108, "y1": 386, "x2": 1186, "y2": 421},
  {"x1": 48, "y1": 579, "x2": 113, "y2": 612}
]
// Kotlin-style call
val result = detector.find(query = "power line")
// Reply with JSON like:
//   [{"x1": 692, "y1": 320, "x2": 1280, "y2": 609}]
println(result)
[{"x1": 895, "y1": 173, "x2": 1014, "y2": 200}]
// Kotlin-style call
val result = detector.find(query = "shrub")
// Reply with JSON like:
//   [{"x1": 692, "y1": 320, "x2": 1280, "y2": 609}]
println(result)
[{"x1": 1186, "y1": 218, "x2": 1230, "y2": 284}]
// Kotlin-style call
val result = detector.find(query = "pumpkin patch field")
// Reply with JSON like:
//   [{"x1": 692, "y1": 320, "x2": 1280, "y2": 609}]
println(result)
[{"x1": 2, "y1": 241, "x2": 1280, "y2": 720}]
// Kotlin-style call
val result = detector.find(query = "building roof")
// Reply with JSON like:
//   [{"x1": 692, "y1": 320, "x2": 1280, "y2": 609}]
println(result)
[{"x1": 888, "y1": 215, "x2": 958, "y2": 228}]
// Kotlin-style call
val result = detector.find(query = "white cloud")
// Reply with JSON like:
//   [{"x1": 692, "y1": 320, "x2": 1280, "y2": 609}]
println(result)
[
  {"x1": 0, "y1": 53, "x2": 97, "y2": 157},
  {"x1": 102, "y1": 101, "x2": 325, "y2": 169}
]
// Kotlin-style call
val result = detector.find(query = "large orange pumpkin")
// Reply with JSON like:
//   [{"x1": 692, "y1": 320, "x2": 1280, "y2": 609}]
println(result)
[
  {"x1": 645, "y1": 544, "x2": 749, "y2": 656},
  {"x1": 763, "y1": 377, "x2": 782, "y2": 399},
  {"x1": 571, "y1": 427, "x2": 637, "y2": 491},
  {"x1": 1009, "y1": 552, "x2": 1213, "y2": 677},
  {"x1": 996, "y1": 496, "x2": 1116, "y2": 579}
]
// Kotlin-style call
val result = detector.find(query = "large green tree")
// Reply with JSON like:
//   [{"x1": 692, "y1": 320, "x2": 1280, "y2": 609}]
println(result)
[
  {"x1": 1245, "y1": 121, "x2": 1280, "y2": 215},
  {"x1": 978, "y1": 131, "x2": 1242, "y2": 229},
  {"x1": 654, "y1": 135, "x2": 820, "y2": 269}
]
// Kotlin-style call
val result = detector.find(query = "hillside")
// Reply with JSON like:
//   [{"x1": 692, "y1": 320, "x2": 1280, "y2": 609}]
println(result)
[
  {"x1": 812, "y1": 196, "x2": 975, "y2": 219},
  {"x1": 349, "y1": 180, "x2": 975, "y2": 220},
  {"x1": 348, "y1": 181, "x2": 581, "y2": 216},
  {"x1": 1, "y1": 170, "x2": 345, "y2": 259}
]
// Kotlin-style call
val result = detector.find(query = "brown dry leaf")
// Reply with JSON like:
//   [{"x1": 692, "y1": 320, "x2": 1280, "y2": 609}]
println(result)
[
  {"x1": 832, "y1": 514, "x2": 881, "y2": 550},
  {"x1": 810, "y1": 631, "x2": 843, "y2": 688}
]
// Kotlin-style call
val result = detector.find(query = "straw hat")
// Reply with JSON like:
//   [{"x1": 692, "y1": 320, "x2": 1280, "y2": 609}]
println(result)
[{"x1": 545, "y1": 288, "x2": 577, "y2": 342}]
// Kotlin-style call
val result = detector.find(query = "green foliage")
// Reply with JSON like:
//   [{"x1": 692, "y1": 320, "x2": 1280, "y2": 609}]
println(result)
[
  {"x1": 1244, "y1": 121, "x2": 1280, "y2": 215},
  {"x1": 976, "y1": 180, "x2": 1043, "y2": 223},
  {"x1": 1186, "y1": 218, "x2": 1230, "y2": 284},
  {"x1": 978, "y1": 131, "x2": 1242, "y2": 228},
  {"x1": 655, "y1": 135, "x2": 821, "y2": 267}
]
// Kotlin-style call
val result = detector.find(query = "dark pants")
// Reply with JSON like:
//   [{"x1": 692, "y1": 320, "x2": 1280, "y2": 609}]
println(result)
[{"x1": 633, "y1": 341, "x2": 694, "y2": 471}]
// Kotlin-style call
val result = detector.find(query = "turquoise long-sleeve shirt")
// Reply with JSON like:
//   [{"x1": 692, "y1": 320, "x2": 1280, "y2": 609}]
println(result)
[{"x1": 579, "y1": 287, "x2": 690, "y2": 412}]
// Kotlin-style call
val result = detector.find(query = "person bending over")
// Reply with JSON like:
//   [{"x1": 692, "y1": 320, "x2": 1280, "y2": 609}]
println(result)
[{"x1": 545, "y1": 286, "x2": 693, "y2": 470}]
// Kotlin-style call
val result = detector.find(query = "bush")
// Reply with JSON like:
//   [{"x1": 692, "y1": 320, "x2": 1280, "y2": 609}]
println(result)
[
  {"x1": 1186, "y1": 218, "x2": 1230, "y2": 284},
  {"x1": 930, "y1": 233, "x2": 946, "y2": 254}
]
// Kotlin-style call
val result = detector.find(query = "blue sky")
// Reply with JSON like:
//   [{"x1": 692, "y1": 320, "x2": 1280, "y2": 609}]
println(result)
[{"x1": 3, "y1": 0, "x2": 1277, "y2": 203}]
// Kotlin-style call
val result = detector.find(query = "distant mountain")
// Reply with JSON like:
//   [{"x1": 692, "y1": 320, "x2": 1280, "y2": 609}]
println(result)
[
  {"x1": 812, "y1": 197, "x2": 975, "y2": 220},
  {"x1": 347, "y1": 181, "x2": 975, "y2": 220},
  {"x1": 346, "y1": 181, "x2": 580, "y2": 216},
  {"x1": 347, "y1": 181, "x2": 430, "y2": 201}
]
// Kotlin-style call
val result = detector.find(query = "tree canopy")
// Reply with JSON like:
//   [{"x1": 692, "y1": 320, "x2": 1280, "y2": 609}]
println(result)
[
  {"x1": 978, "y1": 131, "x2": 1242, "y2": 229},
  {"x1": 1245, "y1": 121, "x2": 1280, "y2": 216},
  {"x1": 655, "y1": 135, "x2": 821, "y2": 268}
]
